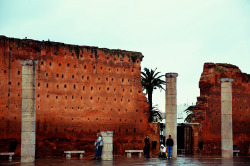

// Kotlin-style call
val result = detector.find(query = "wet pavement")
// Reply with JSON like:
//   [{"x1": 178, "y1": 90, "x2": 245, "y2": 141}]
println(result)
[{"x1": 1, "y1": 155, "x2": 250, "y2": 166}]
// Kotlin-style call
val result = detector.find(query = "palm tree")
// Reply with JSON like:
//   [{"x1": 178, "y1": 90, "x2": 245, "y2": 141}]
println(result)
[
  {"x1": 141, "y1": 68, "x2": 166, "y2": 122},
  {"x1": 184, "y1": 106, "x2": 195, "y2": 123},
  {"x1": 151, "y1": 105, "x2": 163, "y2": 122}
]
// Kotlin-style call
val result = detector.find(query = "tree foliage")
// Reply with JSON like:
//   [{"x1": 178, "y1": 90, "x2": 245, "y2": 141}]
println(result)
[
  {"x1": 184, "y1": 106, "x2": 195, "y2": 123},
  {"x1": 141, "y1": 68, "x2": 165, "y2": 122}
]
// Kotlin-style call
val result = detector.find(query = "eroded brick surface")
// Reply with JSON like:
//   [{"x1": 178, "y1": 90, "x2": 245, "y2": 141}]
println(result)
[
  {"x1": 193, "y1": 63, "x2": 250, "y2": 155},
  {"x1": 0, "y1": 36, "x2": 159, "y2": 157}
]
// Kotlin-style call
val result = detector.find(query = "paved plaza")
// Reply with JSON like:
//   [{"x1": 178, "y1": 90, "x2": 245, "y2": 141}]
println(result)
[{"x1": 1, "y1": 155, "x2": 250, "y2": 166}]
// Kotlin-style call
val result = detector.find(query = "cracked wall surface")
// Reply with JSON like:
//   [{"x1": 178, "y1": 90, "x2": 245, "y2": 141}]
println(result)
[{"x1": 0, "y1": 36, "x2": 159, "y2": 157}]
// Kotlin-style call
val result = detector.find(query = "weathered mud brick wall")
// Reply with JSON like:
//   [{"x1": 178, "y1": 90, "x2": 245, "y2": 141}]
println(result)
[
  {"x1": 193, "y1": 63, "x2": 250, "y2": 155},
  {"x1": 0, "y1": 36, "x2": 159, "y2": 157}
]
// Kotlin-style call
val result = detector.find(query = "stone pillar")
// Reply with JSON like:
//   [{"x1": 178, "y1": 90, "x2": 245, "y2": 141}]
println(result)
[
  {"x1": 20, "y1": 59, "x2": 38, "y2": 163},
  {"x1": 165, "y1": 73, "x2": 178, "y2": 159},
  {"x1": 101, "y1": 131, "x2": 113, "y2": 160},
  {"x1": 219, "y1": 78, "x2": 234, "y2": 159}
]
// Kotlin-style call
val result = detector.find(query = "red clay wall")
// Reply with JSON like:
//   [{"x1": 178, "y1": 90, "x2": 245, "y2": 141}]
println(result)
[
  {"x1": 193, "y1": 63, "x2": 250, "y2": 155},
  {"x1": 0, "y1": 36, "x2": 159, "y2": 157}
]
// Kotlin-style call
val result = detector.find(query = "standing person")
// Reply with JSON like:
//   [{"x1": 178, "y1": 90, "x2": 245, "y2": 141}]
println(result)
[
  {"x1": 159, "y1": 144, "x2": 166, "y2": 158},
  {"x1": 144, "y1": 135, "x2": 150, "y2": 158},
  {"x1": 166, "y1": 135, "x2": 174, "y2": 159},
  {"x1": 92, "y1": 133, "x2": 103, "y2": 160}
]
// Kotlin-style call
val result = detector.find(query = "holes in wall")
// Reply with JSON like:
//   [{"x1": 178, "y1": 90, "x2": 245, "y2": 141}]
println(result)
[
  {"x1": 128, "y1": 99, "x2": 130, "y2": 102},
  {"x1": 46, "y1": 73, "x2": 48, "y2": 77},
  {"x1": 50, "y1": 62, "x2": 52, "y2": 66},
  {"x1": 87, "y1": 76, "x2": 89, "y2": 80},
  {"x1": 134, "y1": 128, "x2": 136, "y2": 132},
  {"x1": 114, "y1": 98, "x2": 116, "y2": 101},
  {"x1": 18, "y1": 82, "x2": 20, "y2": 86},
  {"x1": 91, "y1": 87, "x2": 93, "y2": 91},
  {"x1": 72, "y1": 75, "x2": 74, "y2": 79},
  {"x1": 38, "y1": 83, "x2": 40, "y2": 87},
  {"x1": 56, "y1": 96, "x2": 58, "y2": 99},
  {"x1": 18, "y1": 71, "x2": 20, "y2": 75},
  {"x1": 93, "y1": 66, "x2": 95, "y2": 70},
  {"x1": 59, "y1": 63, "x2": 61, "y2": 67},
  {"x1": 83, "y1": 86, "x2": 85, "y2": 91},
  {"x1": 37, "y1": 94, "x2": 40, "y2": 98},
  {"x1": 90, "y1": 97, "x2": 92, "y2": 100},
  {"x1": 65, "y1": 96, "x2": 67, "y2": 100},
  {"x1": 120, "y1": 58, "x2": 123, "y2": 62},
  {"x1": 46, "y1": 83, "x2": 48, "y2": 88},
  {"x1": 8, "y1": 82, "x2": 11, "y2": 85},
  {"x1": 56, "y1": 74, "x2": 59, "y2": 77},
  {"x1": 62, "y1": 74, "x2": 64, "y2": 78},
  {"x1": 90, "y1": 55, "x2": 93, "y2": 59},
  {"x1": 74, "y1": 84, "x2": 76, "y2": 89},
  {"x1": 106, "y1": 78, "x2": 108, "y2": 81},
  {"x1": 126, "y1": 129, "x2": 128, "y2": 133},
  {"x1": 47, "y1": 95, "x2": 49, "y2": 98},
  {"x1": 41, "y1": 61, "x2": 43, "y2": 65},
  {"x1": 114, "y1": 88, "x2": 116, "y2": 92},
  {"x1": 67, "y1": 63, "x2": 70, "y2": 67},
  {"x1": 72, "y1": 95, "x2": 74, "y2": 99},
  {"x1": 57, "y1": 85, "x2": 59, "y2": 88},
  {"x1": 107, "y1": 87, "x2": 109, "y2": 91},
  {"x1": 130, "y1": 89, "x2": 132, "y2": 93},
  {"x1": 132, "y1": 69, "x2": 134, "y2": 72},
  {"x1": 64, "y1": 84, "x2": 67, "y2": 88},
  {"x1": 84, "y1": 65, "x2": 86, "y2": 70},
  {"x1": 74, "y1": 65, "x2": 76, "y2": 68},
  {"x1": 122, "y1": 79, "x2": 124, "y2": 83},
  {"x1": 138, "y1": 91, "x2": 141, "y2": 93},
  {"x1": 140, "y1": 119, "x2": 142, "y2": 123}
]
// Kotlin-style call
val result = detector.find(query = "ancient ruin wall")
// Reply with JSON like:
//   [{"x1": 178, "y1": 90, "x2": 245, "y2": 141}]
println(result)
[
  {"x1": 193, "y1": 63, "x2": 250, "y2": 154},
  {"x1": 0, "y1": 36, "x2": 158, "y2": 157}
]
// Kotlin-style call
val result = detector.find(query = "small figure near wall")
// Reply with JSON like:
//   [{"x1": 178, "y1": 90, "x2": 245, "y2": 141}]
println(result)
[
  {"x1": 166, "y1": 135, "x2": 174, "y2": 159},
  {"x1": 144, "y1": 135, "x2": 150, "y2": 158},
  {"x1": 92, "y1": 133, "x2": 103, "y2": 160},
  {"x1": 159, "y1": 144, "x2": 166, "y2": 158}
]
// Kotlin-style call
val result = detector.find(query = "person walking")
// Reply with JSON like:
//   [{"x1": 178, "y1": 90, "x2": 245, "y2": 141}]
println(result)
[
  {"x1": 144, "y1": 135, "x2": 150, "y2": 158},
  {"x1": 166, "y1": 135, "x2": 174, "y2": 159},
  {"x1": 92, "y1": 133, "x2": 103, "y2": 160}
]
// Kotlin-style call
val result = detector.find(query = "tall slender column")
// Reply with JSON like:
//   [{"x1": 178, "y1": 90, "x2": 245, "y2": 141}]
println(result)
[
  {"x1": 20, "y1": 59, "x2": 38, "y2": 163},
  {"x1": 165, "y1": 73, "x2": 178, "y2": 159},
  {"x1": 219, "y1": 78, "x2": 234, "y2": 159}
]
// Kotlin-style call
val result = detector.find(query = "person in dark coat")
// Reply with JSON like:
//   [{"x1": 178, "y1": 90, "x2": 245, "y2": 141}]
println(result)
[
  {"x1": 144, "y1": 135, "x2": 150, "y2": 158},
  {"x1": 166, "y1": 135, "x2": 174, "y2": 159}
]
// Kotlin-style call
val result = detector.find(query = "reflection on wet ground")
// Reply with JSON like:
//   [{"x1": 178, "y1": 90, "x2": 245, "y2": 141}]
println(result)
[{"x1": 1, "y1": 155, "x2": 250, "y2": 166}]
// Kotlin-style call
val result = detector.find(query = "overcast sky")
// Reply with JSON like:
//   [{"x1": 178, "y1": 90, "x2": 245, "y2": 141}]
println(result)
[{"x1": 1, "y1": 0, "x2": 250, "y2": 112}]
